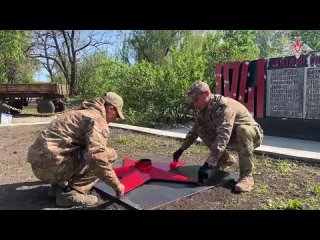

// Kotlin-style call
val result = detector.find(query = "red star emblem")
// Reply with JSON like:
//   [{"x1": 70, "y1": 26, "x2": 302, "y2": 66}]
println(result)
[
  {"x1": 295, "y1": 39, "x2": 301, "y2": 53},
  {"x1": 114, "y1": 157, "x2": 197, "y2": 193}
]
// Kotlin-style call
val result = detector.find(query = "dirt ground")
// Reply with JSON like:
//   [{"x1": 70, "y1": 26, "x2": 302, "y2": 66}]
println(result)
[{"x1": 1, "y1": 124, "x2": 320, "y2": 210}]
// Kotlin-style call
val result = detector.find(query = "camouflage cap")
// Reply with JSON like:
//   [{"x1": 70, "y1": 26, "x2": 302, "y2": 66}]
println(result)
[
  {"x1": 186, "y1": 81, "x2": 210, "y2": 103},
  {"x1": 103, "y1": 92, "x2": 125, "y2": 119}
]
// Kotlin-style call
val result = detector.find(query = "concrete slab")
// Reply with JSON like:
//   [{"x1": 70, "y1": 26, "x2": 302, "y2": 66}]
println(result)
[
  {"x1": 12, "y1": 116, "x2": 57, "y2": 124},
  {"x1": 0, "y1": 122, "x2": 51, "y2": 127}
]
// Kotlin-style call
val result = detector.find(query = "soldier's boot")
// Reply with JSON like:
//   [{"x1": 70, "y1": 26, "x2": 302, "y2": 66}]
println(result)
[
  {"x1": 55, "y1": 165, "x2": 99, "y2": 207},
  {"x1": 234, "y1": 174, "x2": 254, "y2": 192},
  {"x1": 55, "y1": 187, "x2": 98, "y2": 207},
  {"x1": 217, "y1": 151, "x2": 237, "y2": 172}
]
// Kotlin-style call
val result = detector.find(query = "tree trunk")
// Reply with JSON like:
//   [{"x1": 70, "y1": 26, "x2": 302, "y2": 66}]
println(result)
[{"x1": 69, "y1": 63, "x2": 76, "y2": 96}]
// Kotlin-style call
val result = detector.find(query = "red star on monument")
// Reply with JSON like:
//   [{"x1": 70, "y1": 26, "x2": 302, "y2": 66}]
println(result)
[{"x1": 114, "y1": 157, "x2": 197, "y2": 193}]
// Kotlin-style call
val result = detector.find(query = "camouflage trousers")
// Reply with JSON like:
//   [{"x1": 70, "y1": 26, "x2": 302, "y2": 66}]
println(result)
[
  {"x1": 30, "y1": 150, "x2": 97, "y2": 194},
  {"x1": 198, "y1": 124, "x2": 263, "y2": 177}
]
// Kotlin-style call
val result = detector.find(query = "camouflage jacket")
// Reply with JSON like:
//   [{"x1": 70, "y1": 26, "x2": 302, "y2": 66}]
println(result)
[
  {"x1": 27, "y1": 98, "x2": 120, "y2": 189},
  {"x1": 181, "y1": 94, "x2": 262, "y2": 158}
]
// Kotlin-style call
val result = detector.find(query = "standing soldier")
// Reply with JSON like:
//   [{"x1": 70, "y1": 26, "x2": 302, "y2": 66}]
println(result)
[
  {"x1": 27, "y1": 92, "x2": 125, "y2": 207},
  {"x1": 172, "y1": 81, "x2": 263, "y2": 192}
]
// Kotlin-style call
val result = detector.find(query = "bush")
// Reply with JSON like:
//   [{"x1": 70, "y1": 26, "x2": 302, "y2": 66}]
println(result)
[{"x1": 76, "y1": 53, "x2": 199, "y2": 127}]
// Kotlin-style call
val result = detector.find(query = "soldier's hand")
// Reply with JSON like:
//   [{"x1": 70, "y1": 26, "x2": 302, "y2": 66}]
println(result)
[
  {"x1": 173, "y1": 148, "x2": 184, "y2": 162},
  {"x1": 115, "y1": 183, "x2": 125, "y2": 197}
]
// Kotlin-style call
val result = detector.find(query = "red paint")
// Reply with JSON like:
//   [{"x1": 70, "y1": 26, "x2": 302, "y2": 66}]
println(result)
[
  {"x1": 295, "y1": 39, "x2": 301, "y2": 52},
  {"x1": 114, "y1": 157, "x2": 196, "y2": 193},
  {"x1": 238, "y1": 61, "x2": 254, "y2": 115},
  {"x1": 215, "y1": 59, "x2": 266, "y2": 118},
  {"x1": 256, "y1": 59, "x2": 265, "y2": 118},
  {"x1": 222, "y1": 62, "x2": 240, "y2": 99}
]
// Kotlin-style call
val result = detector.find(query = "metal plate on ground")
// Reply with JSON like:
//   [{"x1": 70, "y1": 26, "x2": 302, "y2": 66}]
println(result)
[{"x1": 94, "y1": 154, "x2": 238, "y2": 210}]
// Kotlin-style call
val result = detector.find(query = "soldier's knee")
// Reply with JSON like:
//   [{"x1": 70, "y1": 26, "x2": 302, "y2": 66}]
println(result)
[
  {"x1": 31, "y1": 165, "x2": 55, "y2": 183},
  {"x1": 237, "y1": 125, "x2": 255, "y2": 143},
  {"x1": 236, "y1": 125, "x2": 249, "y2": 137},
  {"x1": 237, "y1": 126, "x2": 262, "y2": 151}
]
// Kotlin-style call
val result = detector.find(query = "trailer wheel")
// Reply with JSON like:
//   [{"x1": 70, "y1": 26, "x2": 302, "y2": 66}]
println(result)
[
  {"x1": 10, "y1": 100, "x2": 23, "y2": 115},
  {"x1": 22, "y1": 98, "x2": 29, "y2": 107},
  {"x1": 37, "y1": 99, "x2": 55, "y2": 113},
  {"x1": 55, "y1": 101, "x2": 65, "y2": 113}
]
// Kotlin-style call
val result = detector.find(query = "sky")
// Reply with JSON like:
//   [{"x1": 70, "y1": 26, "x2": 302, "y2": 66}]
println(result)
[{"x1": 33, "y1": 30, "x2": 128, "y2": 82}]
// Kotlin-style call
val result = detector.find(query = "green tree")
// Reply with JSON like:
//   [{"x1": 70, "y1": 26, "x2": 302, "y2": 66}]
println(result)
[
  {"x1": 221, "y1": 30, "x2": 260, "y2": 61},
  {"x1": 255, "y1": 30, "x2": 290, "y2": 58},
  {"x1": 289, "y1": 30, "x2": 320, "y2": 52},
  {"x1": 127, "y1": 30, "x2": 192, "y2": 66},
  {"x1": 32, "y1": 30, "x2": 111, "y2": 96},
  {"x1": 0, "y1": 30, "x2": 37, "y2": 83}
]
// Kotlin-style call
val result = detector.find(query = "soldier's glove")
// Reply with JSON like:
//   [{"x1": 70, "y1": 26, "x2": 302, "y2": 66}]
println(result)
[
  {"x1": 173, "y1": 148, "x2": 184, "y2": 162},
  {"x1": 198, "y1": 162, "x2": 212, "y2": 184}
]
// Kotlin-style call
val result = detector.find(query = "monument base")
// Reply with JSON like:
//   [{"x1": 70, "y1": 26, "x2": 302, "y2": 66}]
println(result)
[{"x1": 256, "y1": 117, "x2": 320, "y2": 142}]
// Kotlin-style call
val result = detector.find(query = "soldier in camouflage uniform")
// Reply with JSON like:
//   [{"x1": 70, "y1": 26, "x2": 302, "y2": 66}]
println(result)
[
  {"x1": 173, "y1": 81, "x2": 263, "y2": 192},
  {"x1": 27, "y1": 92, "x2": 125, "y2": 207}
]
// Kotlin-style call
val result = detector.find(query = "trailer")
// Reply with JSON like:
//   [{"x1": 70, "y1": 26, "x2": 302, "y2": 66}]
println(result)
[{"x1": 0, "y1": 83, "x2": 69, "y2": 114}]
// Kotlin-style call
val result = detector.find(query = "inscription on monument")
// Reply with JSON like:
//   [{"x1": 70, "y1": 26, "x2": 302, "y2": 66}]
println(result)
[
  {"x1": 306, "y1": 68, "x2": 320, "y2": 119},
  {"x1": 268, "y1": 68, "x2": 304, "y2": 118}
]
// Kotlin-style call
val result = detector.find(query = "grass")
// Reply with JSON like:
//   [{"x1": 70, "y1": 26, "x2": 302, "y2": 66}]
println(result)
[
  {"x1": 303, "y1": 198, "x2": 320, "y2": 210},
  {"x1": 288, "y1": 183, "x2": 299, "y2": 190},
  {"x1": 278, "y1": 160, "x2": 295, "y2": 176},
  {"x1": 307, "y1": 183, "x2": 320, "y2": 196},
  {"x1": 267, "y1": 198, "x2": 302, "y2": 210},
  {"x1": 117, "y1": 135, "x2": 131, "y2": 145},
  {"x1": 111, "y1": 133, "x2": 183, "y2": 158},
  {"x1": 69, "y1": 96, "x2": 84, "y2": 106},
  {"x1": 184, "y1": 144, "x2": 209, "y2": 156},
  {"x1": 263, "y1": 158, "x2": 272, "y2": 169},
  {"x1": 116, "y1": 135, "x2": 148, "y2": 146},
  {"x1": 255, "y1": 184, "x2": 269, "y2": 196},
  {"x1": 22, "y1": 108, "x2": 37, "y2": 114}
]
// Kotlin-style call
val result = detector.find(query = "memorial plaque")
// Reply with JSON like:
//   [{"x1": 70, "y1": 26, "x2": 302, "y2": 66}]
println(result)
[
  {"x1": 306, "y1": 67, "x2": 320, "y2": 119},
  {"x1": 267, "y1": 68, "x2": 304, "y2": 118}
]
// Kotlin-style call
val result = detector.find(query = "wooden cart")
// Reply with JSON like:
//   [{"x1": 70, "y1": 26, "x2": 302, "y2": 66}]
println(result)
[{"x1": 0, "y1": 83, "x2": 69, "y2": 114}]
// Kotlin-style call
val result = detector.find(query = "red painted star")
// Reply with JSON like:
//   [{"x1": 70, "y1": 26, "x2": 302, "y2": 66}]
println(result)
[
  {"x1": 294, "y1": 39, "x2": 301, "y2": 53},
  {"x1": 114, "y1": 157, "x2": 197, "y2": 193}
]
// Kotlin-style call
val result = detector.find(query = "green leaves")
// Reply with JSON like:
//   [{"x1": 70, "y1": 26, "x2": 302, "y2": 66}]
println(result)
[{"x1": 0, "y1": 30, "x2": 36, "y2": 83}]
